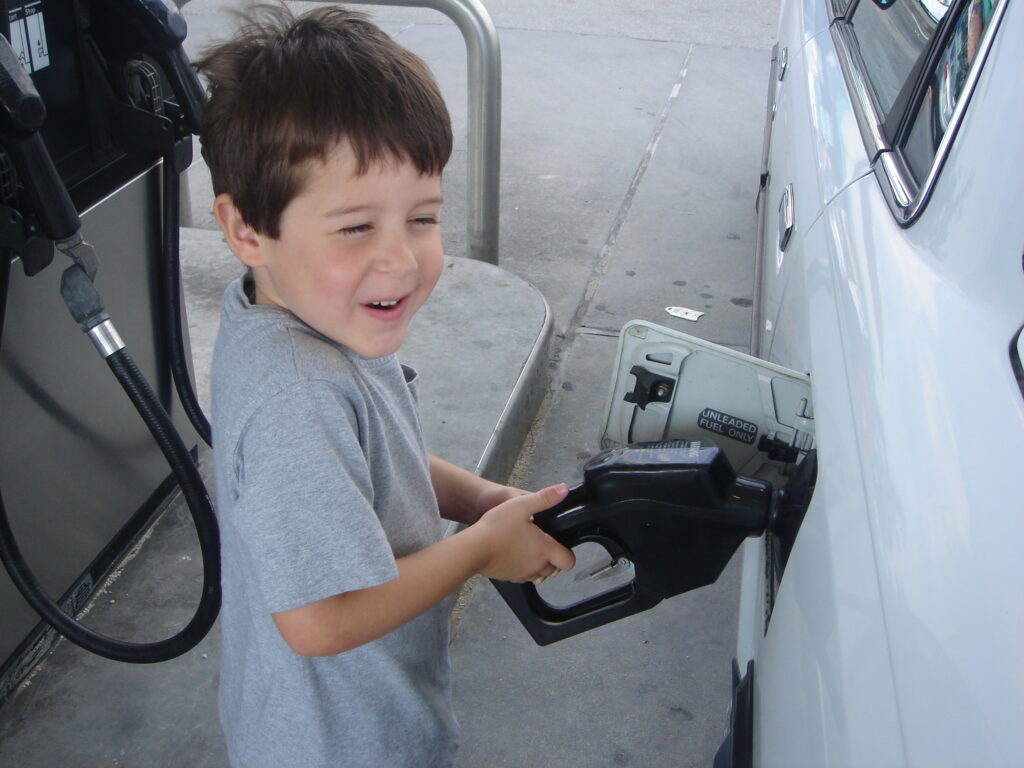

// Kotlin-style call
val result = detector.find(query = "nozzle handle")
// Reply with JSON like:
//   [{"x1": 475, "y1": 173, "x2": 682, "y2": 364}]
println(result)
[
  {"x1": 0, "y1": 36, "x2": 81, "y2": 242},
  {"x1": 492, "y1": 440, "x2": 773, "y2": 645}
]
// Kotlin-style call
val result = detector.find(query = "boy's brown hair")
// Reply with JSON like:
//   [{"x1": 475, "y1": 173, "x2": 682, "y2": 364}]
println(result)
[{"x1": 194, "y1": 4, "x2": 453, "y2": 238}]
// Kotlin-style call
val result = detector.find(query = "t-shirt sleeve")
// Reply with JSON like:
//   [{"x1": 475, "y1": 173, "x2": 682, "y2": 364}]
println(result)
[{"x1": 232, "y1": 380, "x2": 398, "y2": 613}]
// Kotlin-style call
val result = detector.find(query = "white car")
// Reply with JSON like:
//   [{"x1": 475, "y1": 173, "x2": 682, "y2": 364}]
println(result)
[{"x1": 532, "y1": 0, "x2": 1023, "y2": 765}]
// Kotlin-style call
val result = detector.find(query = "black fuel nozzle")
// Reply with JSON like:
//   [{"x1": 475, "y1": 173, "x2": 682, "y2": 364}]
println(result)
[
  {"x1": 492, "y1": 439, "x2": 773, "y2": 645},
  {"x1": 0, "y1": 35, "x2": 81, "y2": 244}
]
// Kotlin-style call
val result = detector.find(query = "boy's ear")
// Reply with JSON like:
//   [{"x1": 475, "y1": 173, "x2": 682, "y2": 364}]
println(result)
[{"x1": 213, "y1": 193, "x2": 266, "y2": 267}]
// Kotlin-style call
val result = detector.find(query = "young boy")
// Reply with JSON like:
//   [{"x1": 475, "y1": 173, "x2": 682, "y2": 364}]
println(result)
[{"x1": 195, "y1": 6, "x2": 575, "y2": 767}]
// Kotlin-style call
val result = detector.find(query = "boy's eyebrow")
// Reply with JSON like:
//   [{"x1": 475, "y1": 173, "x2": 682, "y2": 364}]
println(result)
[
  {"x1": 322, "y1": 204, "x2": 371, "y2": 218},
  {"x1": 322, "y1": 196, "x2": 444, "y2": 218}
]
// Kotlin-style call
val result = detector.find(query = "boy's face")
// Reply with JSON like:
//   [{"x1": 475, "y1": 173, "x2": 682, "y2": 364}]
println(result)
[{"x1": 236, "y1": 142, "x2": 444, "y2": 358}]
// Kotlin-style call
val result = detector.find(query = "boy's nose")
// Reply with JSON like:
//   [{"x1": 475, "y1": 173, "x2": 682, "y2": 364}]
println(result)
[{"x1": 373, "y1": 233, "x2": 418, "y2": 275}]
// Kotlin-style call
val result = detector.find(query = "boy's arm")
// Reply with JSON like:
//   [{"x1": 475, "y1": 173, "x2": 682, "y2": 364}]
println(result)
[
  {"x1": 428, "y1": 454, "x2": 528, "y2": 525},
  {"x1": 272, "y1": 484, "x2": 574, "y2": 657}
]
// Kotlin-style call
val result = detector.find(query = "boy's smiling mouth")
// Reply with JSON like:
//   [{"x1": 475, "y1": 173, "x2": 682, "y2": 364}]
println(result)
[{"x1": 362, "y1": 295, "x2": 410, "y2": 318}]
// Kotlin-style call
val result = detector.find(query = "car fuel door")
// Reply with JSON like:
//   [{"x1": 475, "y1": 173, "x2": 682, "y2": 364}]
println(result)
[{"x1": 601, "y1": 320, "x2": 813, "y2": 474}]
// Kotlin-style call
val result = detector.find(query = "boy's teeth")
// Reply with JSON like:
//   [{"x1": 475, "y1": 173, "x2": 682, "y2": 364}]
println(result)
[{"x1": 369, "y1": 300, "x2": 399, "y2": 308}]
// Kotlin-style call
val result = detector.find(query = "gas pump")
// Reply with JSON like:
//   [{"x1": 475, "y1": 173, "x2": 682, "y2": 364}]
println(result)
[
  {"x1": 494, "y1": 439, "x2": 812, "y2": 645},
  {"x1": 0, "y1": 0, "x2": 218, "y2": 667}
]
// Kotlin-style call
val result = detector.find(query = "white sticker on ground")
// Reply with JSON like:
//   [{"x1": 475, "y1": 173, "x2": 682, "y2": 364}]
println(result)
[{"x1": 665, "y1": 306, "x2": 704, "y2": 322}]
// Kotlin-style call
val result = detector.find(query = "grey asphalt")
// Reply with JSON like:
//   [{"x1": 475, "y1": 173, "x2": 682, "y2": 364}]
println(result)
[{"x1": 0, "y1": 1, "x2": 778, "y2": 765}]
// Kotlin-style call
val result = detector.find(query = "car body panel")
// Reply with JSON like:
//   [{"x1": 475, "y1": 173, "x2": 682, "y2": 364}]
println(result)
[
  {"x1": 779, "y1": 0, "x2": 835, "y2": 48},
  {"x1": 750, "y1": 0, "x2": 1024, "y2": 765},
  {"x1": 753, "y1": 201, "x2": 907, "y2": 768},
  {"x1": 822, "y1": 22, "x2": 1024, "y2": 759}
]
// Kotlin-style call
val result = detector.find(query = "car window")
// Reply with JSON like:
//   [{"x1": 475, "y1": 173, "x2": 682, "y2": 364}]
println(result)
[
  {"x1": 902, "y1": 0, "x2": 1002, "y2": 183},
  {"x1": 849, "y1": 0, "x2": 952, "y2": 117}
]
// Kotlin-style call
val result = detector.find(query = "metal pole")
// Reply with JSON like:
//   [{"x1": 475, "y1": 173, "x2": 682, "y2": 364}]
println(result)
[{"x1": 345, "y1": 0, "x2": 501, "y2": 265}]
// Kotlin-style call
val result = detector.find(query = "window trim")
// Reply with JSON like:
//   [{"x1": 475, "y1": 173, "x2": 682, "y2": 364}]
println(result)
[
  {"x1": 828, "y1": 0, "x2": 853, "y2": 21},
  {"x1": 833, "y1": 0, "x2": 1010, "y2": 225},
  {"x1": 832, "y1": 20, "x2": 888, "y2": 162}
]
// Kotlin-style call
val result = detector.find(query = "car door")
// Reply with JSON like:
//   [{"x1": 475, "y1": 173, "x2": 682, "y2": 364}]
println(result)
[{"x1": 752, "y1": 0, "x2": 871, "y2": 369}]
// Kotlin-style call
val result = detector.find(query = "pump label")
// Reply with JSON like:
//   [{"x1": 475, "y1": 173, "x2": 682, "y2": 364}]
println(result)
[
  {"x1": 697, "y1": 408, "x2": 758, "y2": 445},
  {"x1": 8, "y1": 2, "x2": 50, "y2": 73}
]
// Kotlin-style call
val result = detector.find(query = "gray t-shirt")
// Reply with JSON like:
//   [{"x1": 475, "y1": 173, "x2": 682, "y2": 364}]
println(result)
[{"x1": 211, "y1": 278, "x2": 457, "y2": 768}]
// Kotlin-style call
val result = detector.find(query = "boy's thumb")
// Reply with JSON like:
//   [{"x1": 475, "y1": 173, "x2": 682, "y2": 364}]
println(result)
[
  {"x1": 527, "y1": 483, "x2": 569, "y2": 517},
  {"x1": 540, "y1": 482, "x2": 570, "y2": 505}
]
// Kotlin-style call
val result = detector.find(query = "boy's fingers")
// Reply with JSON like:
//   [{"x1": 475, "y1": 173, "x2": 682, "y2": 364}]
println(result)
[
  {"x1": 528, "y1": 488, "x2": 576, "y2": 569},
  {"x1": 549, "y1": 543, "x2": 576, "y2": 572},
  {"x1": 501, "y1": 484, "x2": 575, "y2": 576},
  {"x1": 540, "y1": 533, "x2": 576, "y2": 571},
  {"x1": 530, "y1": 567, "x2": 560, "y2": 587},
  {"x1": 539, "y1": 565, "x2": 558, "y2": 580}
]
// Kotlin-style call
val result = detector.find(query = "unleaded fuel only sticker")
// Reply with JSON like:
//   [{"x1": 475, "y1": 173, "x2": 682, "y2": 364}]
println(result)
[{"x1": 697, "y1": 408, "x2": 758, "y2": 445}]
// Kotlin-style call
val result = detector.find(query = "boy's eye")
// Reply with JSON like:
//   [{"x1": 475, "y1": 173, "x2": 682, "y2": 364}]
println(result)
[
  {"x1": 411, "y1": 215, "x2": 440, "y2": 227},
  {"x1": 340, "y1": 223, "x2": 372, "y2": 236}
]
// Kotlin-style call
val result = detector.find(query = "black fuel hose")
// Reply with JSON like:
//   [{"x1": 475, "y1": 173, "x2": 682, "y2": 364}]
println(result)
[
  {"x1": 162, "y1": 149, "x2": 211, "y2": 447},
  {"x1": 0, "y1": 263, "x2": 221, "y2": 663}
]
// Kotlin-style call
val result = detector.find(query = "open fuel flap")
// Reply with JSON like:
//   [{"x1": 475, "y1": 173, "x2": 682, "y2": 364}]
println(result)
[
  {"x1": 601, "y1": 320, "x2": 813, "y2": 472},
  {"x1": 493, "y1": 320, "x2": 815, "y2": 645}
]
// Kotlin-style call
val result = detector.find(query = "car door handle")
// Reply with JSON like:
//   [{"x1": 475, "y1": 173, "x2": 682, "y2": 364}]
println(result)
[{"x1": 778, "y1": 184, "x2": 795, "y2": 252}]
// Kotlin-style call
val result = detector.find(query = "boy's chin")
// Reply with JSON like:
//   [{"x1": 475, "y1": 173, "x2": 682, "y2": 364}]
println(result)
[
  {"x1": 314, "y1": 311, "x2": 415, "y2": 358},
  {"x1": 342, "y1": 332, "x2": 406, "y2": 359}
]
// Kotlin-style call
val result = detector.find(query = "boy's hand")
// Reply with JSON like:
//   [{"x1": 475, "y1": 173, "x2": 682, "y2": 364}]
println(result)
[
  {"x1": 471, "y1": 484, "x2": 576, "y2": 584},
  {"x1": 428, "y1": 454, "x2": 532, "y2": 525},
  {"x1": 473, "y1": 482, "x2": 529, "y2": 519}
]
